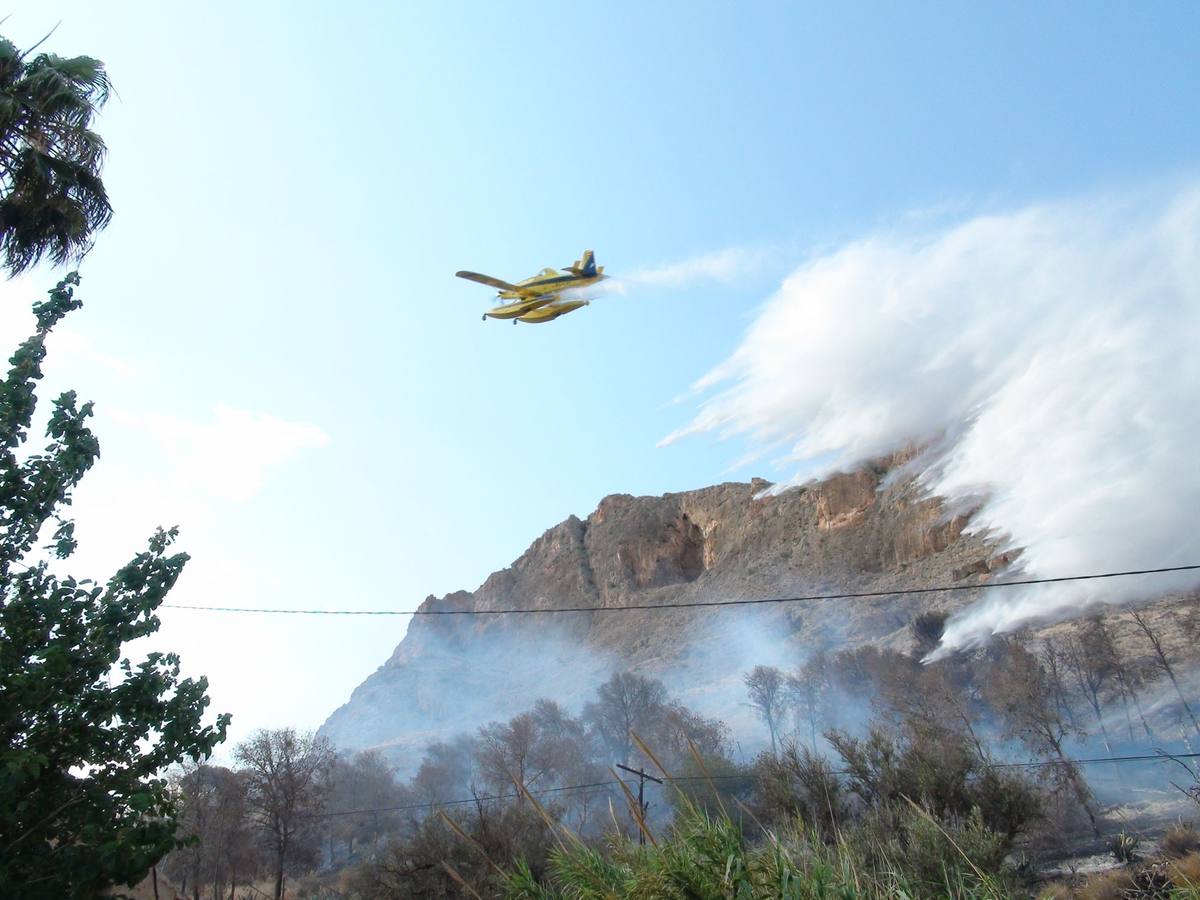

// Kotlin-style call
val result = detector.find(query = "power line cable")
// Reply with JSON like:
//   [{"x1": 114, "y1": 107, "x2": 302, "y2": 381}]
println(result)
[
  {"x1": 163, "y1": 563, "x2": 1200, "y2": 617},
  {"x1": 304, "y1": 779, "x2": 619, "y2": 820},
  {"x1": 303, "y1": 749, "x2": 1200, "y2": 820}
]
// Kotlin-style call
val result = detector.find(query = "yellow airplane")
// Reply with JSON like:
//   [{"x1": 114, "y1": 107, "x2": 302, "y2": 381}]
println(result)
[{"x1": 456, "y1": 250, "x2": 606, "y2": 323}]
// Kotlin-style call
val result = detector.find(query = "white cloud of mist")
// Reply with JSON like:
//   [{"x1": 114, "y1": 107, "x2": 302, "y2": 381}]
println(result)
[{"x1": 668, "y1": 182, "x2": 1200, "y2": 652}]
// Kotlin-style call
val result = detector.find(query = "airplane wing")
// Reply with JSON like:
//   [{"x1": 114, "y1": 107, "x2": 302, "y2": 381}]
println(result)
[{"x1": 455, "y1": 271, "x2": 523, "y2": 292}]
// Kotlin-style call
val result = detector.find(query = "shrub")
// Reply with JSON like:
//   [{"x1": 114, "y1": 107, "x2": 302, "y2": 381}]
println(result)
[
  {"x1": 1107, "y1": 830, "x2": 1141, "y2": 864},
  {"x1": 504, "y1": 805, "x2": 1012, "y2": 900},
  {"x1": 667, "y1": 751, "x2": 755, "y2": 824},
  {"x1": 826, "y1": 725, "x2": 1043, "y2": 844},
  {"x1": 838, "y1": 803, "x2": 1012, "y2": 896},
  {"x1": 751, "y1": 741, "x2": 847, "y2": 836},
  {"x1": 349, "y1": 802, "x2": 558, "y2": 899},
  {"x1": 1162, "y1": 821, "x2": 1200, "y2": 859}
]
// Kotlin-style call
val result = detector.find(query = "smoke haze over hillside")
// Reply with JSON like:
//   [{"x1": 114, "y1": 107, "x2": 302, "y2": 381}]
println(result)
[{"x1": 667, "y1": 182, "x2": 1200, "y2": 651}]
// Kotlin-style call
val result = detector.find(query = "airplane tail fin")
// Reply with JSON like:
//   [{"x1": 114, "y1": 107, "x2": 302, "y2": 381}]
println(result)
[{"x1": 567, "y1": 249, "x2": 599, "y2": 277}]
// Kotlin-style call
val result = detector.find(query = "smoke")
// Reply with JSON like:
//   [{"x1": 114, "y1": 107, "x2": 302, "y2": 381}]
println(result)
[
  {"x1": 321, "y1": 602, "x2": 818, "y2": 770},
  {"x1": 319, "y1": 614, "x2": 621, "y2": 772},
  {"x1": 667, "y1": 182, "x2": 1200, "y2": 652}
]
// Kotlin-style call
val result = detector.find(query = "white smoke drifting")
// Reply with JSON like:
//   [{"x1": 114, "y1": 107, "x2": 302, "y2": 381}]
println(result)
[{"x1": 667, "y1": 182, "x2": 1200, "y2": 652}]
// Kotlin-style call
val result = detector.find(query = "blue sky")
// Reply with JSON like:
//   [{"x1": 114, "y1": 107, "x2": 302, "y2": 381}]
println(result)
[{"x1": 4, "y1": 2, "x2": 1198, "y2": 751}]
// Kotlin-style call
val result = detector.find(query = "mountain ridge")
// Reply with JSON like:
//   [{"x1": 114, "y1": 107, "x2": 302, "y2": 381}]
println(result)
[{"x1": 319, "y1": 453, "x2": 1017, "y2": 763}]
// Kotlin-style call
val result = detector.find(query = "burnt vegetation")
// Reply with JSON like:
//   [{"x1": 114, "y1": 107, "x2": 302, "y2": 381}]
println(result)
[{"x1": 161, "y1": 601, "x2": 1200, "y2": 898}]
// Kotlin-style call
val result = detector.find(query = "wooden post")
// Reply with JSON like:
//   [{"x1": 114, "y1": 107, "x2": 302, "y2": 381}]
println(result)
[{"x1": 616, "y1": 763, "x2": 663, "y2": 846}]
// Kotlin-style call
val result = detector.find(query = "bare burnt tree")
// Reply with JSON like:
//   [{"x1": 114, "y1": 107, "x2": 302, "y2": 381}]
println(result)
[
  {"x1": 650, "y1": 701, "x2": 730, "y2": 767},
  {"x1": 325, "y1": 751, "x2": 403, "y2": 863},
  {"x1": 529, "y1": 699, "x2": 605, "y2": 832},
  {"x1": 983, "y1": 639, "x2": 1099, "y2": 836},
  {"x1": 477, "y1": 712, "x2": 551, "y2": 800},
  {"x1": 744, "y1": 665, "x2": 788, "y2": 754},
  {"x1": 164, "y1": 762, "x2": 258, "y2": 900},
  {"x1": 872, "y1": 650, "x2": 988, "y2": 761},
  {"x1": 787, "y1": 651, "x2": 830, "y2": 752},
  {"x1": 582, "y1": 671, "x2": 669, "y2": 765},
  {"x1": 1129, "y1": 609, "x2": 1200, "y2": 738},
  {"x1": 1123, "y1": 656, "x2": 1162, "y2": 742},
  {"x1": 410, "y1": 735, "x2": 480, "y2": 807},
  {"x1": 1040, "y1": 638, "x2": 1081, "y2": 733},
  {"x1": 1086, "y1": 616, "x2": 1156, "y2": 743},
  {"x1": 824, "y1": 646, "x2": 886, "y2": 733},
  {"x1": 234, "y1": 728, "x2": 334, "y2": 900},
  {"x1": 475, "y1": 703, "x2": 609, "y2": 817},
  {"x1": 1062, "y1": 623, "x2": 1115, "y2": 754}
]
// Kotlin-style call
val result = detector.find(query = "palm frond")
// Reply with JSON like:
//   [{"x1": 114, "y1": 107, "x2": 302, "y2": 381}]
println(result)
[{"x1": 0, "y1": 34, "x2": 112, "y2": 274}]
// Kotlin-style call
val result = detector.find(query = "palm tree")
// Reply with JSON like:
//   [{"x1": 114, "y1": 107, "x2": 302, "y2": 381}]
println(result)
[{"x1": 0, "y1": 33, "x2": 112, "y2": 275}]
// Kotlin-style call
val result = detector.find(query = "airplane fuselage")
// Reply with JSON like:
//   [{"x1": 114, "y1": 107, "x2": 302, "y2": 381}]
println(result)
[{"x1": 495, "y1": 269, "x2": 607, "y2": 300}]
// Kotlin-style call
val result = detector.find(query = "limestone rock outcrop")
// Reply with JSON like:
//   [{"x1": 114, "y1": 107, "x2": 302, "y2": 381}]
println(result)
[{"x1": 319, "y1": 456, "x2": 1007, "y2": 763}]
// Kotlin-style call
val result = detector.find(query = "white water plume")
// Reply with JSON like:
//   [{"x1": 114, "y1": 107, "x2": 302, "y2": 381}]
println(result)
[
  {"x1": 667, "y1": 181, "x2": 1200, "y2": 652},
  {"x1": 629, "y1": 246, "x2": 778, "y2": 288},
  {"x1": 563, "y1": 245, "x2": 779, "y2": 303}
]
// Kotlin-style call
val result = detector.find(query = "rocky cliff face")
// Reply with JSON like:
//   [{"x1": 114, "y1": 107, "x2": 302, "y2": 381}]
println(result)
[{"x1": 319, "y1": 454, "x2": 1021, "y2": 763}]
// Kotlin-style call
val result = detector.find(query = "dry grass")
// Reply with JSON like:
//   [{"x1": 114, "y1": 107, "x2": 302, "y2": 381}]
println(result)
[
  {"x1": 1163, "y1": 822, "x2": 1200, "y2": 859},
  {"x1": 113, "y1": 870, "x2": 184, "y2": 899},
  {"x1": 1169, "y1": 851, "x2": 1200, "y2": 889},
  {"x1": 1037, "y1": 852, "x2": 1200, "y2": 899},
  {"x1": 1037, "y1": 869, "x2": 1145, "y2": 900}
]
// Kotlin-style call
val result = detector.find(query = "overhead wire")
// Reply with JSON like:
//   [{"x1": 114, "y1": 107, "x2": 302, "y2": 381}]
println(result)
[
  {"x1": 168, "y1": 564, "x2": 1200, "y2": 823},
  {"x1": 168, "y1": 564, "x2": 1200, "y2": 820},
  {"x1": 164, "y1": 563, "x2": 1200, "y2": 617},
  {"x1": 303, "y1": 749, "x2": 1200, "y2": 820}
]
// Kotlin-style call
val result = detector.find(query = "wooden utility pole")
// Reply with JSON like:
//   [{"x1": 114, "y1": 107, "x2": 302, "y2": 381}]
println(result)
[{"x1": 616, "y1": 763, "x2": 663, "y2": 846}]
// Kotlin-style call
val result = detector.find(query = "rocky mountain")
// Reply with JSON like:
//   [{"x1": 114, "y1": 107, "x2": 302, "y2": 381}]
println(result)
[{"x1": 318, "y1": 452, "x2": 1041, "y2": 763}]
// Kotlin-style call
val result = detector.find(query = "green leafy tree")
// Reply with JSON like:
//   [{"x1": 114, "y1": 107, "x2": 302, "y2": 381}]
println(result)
[
  {"x1": 0, "y1": 34, "x2": 112, "y2": 274},
  {"x1": 0, "y1": 275, "x2": 229, "y2": 898}
]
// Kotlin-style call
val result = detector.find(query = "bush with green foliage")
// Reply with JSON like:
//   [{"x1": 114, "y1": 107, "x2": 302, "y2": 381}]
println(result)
[{"x1": 0, "y1": 276, "x2": 228, "y2": 897}]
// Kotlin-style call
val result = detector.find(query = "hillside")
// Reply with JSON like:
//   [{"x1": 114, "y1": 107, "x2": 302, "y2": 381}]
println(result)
[{"x1": 318, "y1": 453, "x2": 1027, "y2": 760}]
